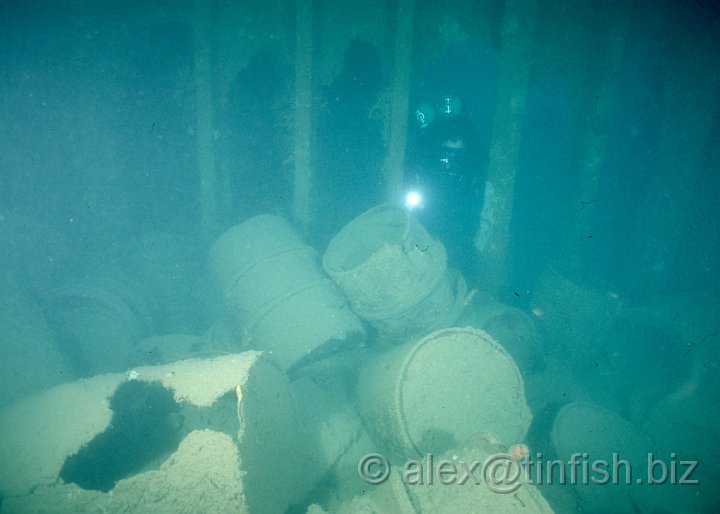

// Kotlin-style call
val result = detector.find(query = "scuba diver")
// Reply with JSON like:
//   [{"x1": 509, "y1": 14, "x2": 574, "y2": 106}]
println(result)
[{"x1": 403, "y1": 94, "x2": 485, "y2": 281}]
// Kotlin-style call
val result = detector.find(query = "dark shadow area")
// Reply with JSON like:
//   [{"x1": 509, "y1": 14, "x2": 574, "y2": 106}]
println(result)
[
  {"x1": 313, "y1": 38, "x2": 386, "y2": 247},
  {"x1": 225, "y1": 48, "x2": 293, "y2": 222},
  {"x1": 59, "y1": 380, "x2": 184, "y2": 492}
]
